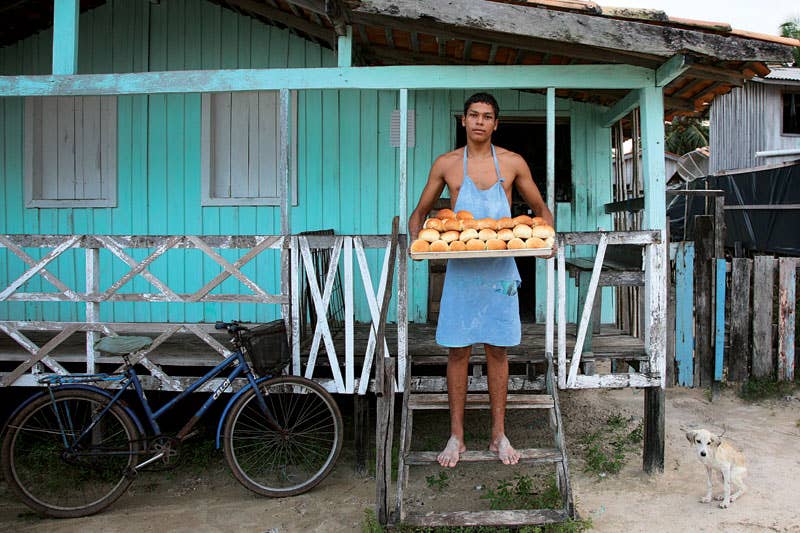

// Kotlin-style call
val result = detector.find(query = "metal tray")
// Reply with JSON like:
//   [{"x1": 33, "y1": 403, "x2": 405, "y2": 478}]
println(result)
[{"x1": 410, "y1": 248, "x2": 552, "y2": 260}]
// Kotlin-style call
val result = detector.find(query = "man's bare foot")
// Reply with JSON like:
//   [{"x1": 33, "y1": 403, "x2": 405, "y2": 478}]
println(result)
[
  {"x1": 489, "y1": 435, "x2": 521, "y2": 465},
  {"x1": 437, "y1": 436, "x2": 466, "y2": 467}
]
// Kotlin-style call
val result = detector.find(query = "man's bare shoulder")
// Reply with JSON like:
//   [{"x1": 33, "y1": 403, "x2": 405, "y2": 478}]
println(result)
[
  {"x1": 493, "y1": 145, "x2": 525, "y2": 164},
  {"x1": 431, "y1": 148, "x2": 464, "y2": 173}
]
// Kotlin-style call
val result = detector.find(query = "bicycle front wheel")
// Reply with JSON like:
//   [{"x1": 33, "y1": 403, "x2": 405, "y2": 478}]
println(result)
[
  {"x1": 1, "y1": 389, "x2": 140, "y2": 518},
  {"x1": 223, "y1": 376, "x2": 343, "y2": 497}
]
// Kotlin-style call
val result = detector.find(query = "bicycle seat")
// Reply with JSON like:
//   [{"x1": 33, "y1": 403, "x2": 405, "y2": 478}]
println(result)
[{"x1": 94, "y1": 336, "x2": 153, "y2": 355}]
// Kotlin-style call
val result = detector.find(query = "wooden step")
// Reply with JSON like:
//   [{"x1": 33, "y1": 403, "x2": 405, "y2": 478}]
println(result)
[
  {"x1": 403, "y1": 508, "x2": 570, "y2": 527},
  {"x1": 408, "y1": 393, "x2": 554, "y2": 410},
  {"x1": 405, "y1": 447, "x2": 562, "y2": 465}
]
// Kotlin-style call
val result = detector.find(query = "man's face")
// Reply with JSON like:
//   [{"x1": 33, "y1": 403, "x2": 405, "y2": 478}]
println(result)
[{"x1": 462, "y1": 102, "x2": 498, "y2": 143}]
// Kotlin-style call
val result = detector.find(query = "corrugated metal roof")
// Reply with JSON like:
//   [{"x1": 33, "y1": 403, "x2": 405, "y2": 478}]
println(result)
[{"x1": 763, "y1": 67, "x2": 800, "y2": 82}]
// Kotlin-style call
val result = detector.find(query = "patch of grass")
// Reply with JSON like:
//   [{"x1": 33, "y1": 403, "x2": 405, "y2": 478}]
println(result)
[
  {"x1": 738, "y1": 377, "x2": 797, "y2": 402},
  {"x1": 481, "y1": 474, "x2": 561, "y2": 511},
  {"x1": 578, "y1": 413, "x2": 643, "y2": 479},
  {"x1": 388, "y1": 520, "x2": 593, "y2": 532},
  {"x1": 425, "y1": 470, "x2": 450, "y2": 492}
]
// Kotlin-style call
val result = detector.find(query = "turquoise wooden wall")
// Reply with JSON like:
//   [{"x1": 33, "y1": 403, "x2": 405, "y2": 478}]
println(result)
[{"x1": 0, "y1": 0, "x2": 615, "y2": 326}]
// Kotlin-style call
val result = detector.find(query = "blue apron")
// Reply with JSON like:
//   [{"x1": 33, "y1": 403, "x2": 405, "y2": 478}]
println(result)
[{"x1": 435, "y1": 145, "x2": 521, "y2": 347}]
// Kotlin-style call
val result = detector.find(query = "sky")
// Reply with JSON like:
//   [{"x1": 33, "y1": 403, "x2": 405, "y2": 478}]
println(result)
[{"x1": 604, "y1": 0, "x2": 799, "y2": 37}]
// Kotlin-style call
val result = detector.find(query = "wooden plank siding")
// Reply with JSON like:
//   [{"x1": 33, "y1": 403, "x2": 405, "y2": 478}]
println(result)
[{"x1": 0, "y1": 0, "x2": 613, "y2": 327}]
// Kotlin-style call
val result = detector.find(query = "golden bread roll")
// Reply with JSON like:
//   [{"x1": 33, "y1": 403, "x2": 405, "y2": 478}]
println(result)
[
  {"x1": 410, "y1": 239, "x2": 430, "y2": 253},
  {"x1": 459, "y1": 228, "x2": 479, "y2": 242},
  {"x1": 507, "y1": 238, "x2": 526, "y2": 250},
  {"x1": 544, "y1": 236, "x2": 555, "y2": 248},
  {"x1": 530, "y1": 216, "x2": 547, "y2": 227},
  {"x1": 466, "y1": 238, "x2": 486, "y2": 251},
  {"x1": 496, "y1": 217, "x2": 515, "y2": 230},
  {"x1": 430, "y1": 240, "x2": 449, "y2": 252},
  {"x1": 478, "y1": 228, "x2": 497, "y2": 241},
  {"x1": 526, "y1": 237, "x2": 547, "y2": 249},
  {"x1": 443, "y1": 218, "x2": 463, "y2": 232},
  {"x1": 477, "y1": 218, "x2": 497, "y2": 230},
  {"x1": 513, "y1": 215, "x2": 534, "y2": 226},
  {"x1": 497, "y1": 228, "x2": 514, "y2": 241},
  {"x1": 423, "y1": 218, "x2": 444, "y2": 231},
  {"x1": 441, "y1": 230, "x2": 460, "y2": 243},
  {"x1": 513, "y1": 224, "x2": 533, "y2": 239},
  {"x1": 449, "y1": 240, "x2": 467, "y2": 252},
  {"x1": 461, "y1": 219, "x2": 480, "y2": 230},
  {"x1": 436, "y1": 208, "x2": 456, "y2": 220},
  {"x1": 456, "y1": 210, "x2": 474, "y2": 220},
  {"x1": 531, "y1": 225, "x2": 555, "y2": 239},
  {"x1": 486, "y1": 239, "x2": 506, "y2": 251},
  {"x1": 419, "y1": 228, "x2": 440, "y2": 242}
]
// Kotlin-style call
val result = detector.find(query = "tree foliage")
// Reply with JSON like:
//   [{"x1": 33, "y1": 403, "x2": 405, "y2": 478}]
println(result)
[
  {"x1": 780, "y1": 18, "x2": 800, "y2": 66},
  {"x1": 665, "y1": 113, "x2": 709, "y2": 156}
]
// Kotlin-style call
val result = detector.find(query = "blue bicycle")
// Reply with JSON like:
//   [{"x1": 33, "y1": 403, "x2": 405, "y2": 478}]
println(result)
[{"x1": 0, "y1": 321, "x2": 343, "y2": 518}]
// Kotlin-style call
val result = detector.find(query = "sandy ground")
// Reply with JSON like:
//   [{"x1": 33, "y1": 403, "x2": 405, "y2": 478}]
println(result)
[{"x1": 1, "y1": 386, "x2": 799, "y2": 532}]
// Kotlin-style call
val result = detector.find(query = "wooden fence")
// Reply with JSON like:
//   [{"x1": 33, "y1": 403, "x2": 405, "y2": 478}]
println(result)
[{"x1": 670, "y1": 243, "x2": 798, "y2": 386}]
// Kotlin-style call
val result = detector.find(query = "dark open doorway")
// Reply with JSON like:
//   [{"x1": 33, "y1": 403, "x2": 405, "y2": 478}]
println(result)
[{"x1": 455, "y1": 117, "x2": 572, "y2": 320}]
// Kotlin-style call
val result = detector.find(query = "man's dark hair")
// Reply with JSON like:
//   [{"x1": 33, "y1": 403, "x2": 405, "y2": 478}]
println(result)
[{"x1": 464, "y1": 92, "x2": 499, "y2": 118}]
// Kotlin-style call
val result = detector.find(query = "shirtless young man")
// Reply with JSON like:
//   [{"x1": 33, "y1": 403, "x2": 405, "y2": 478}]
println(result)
[{"x1": 408, "y1": 93, "x2": 554, "y2": 468}]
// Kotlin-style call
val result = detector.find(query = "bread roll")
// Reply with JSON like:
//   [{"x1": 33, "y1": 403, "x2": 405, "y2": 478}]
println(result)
[
  {"x1": 496, "y1": 217, "x2": 515, "y2": 230},
  {"x1": 459, "y1": 228, "x2": 479, "y2": 242},
  {"x1": 456, "y1": 210, "x2": 474, "y2": 220},
  {"x1": 440, "y1": 230, "x2": 460, "y2": 243},
  {"x1": 436, "y1": 208, "x2": 456, "y2": 220},
  {"x1": 507, "y1": 237, "x2": 526, "y2": 250},
  {"x1": 430, "y1": 240, "x2": 449, "y2": 252},
  {"x1": 461, "y1": 219, "x2": 480, "y2": 230},
  {"x1": 486, "y1": 238, "x2": 506, "y2": 251},
  {"x1": 531, "y1": 225, "x2": 555, "y2": 239},
  {"x1": 443, "y1": 218, "x2": 463, "y2": 232},
  {"x1": 465, "y1": 238, "x2": 485, "y2": 251},
  {"x1": 513, "y1": 224, "x2": 533, "y2": 239},
  {"x1": 530, "y1": 216, "x2": 547, "y2": 227},
  {"x1": 526, "y1": 237, "x2": 546, "y2": 249},
  {"x1": 544, "y1": 236, "x2": 555, "y2": 248},
  {"x1": 419, "y1": 228, "x2": 440, "y2": 242},
  {"x1": 423, "y1": 218, "x2": 444, "y2": 231},
  {"x1": 410, "y1": 239, "x2": 430, "y2": 253},
  {"x1": 513, "y1": 215, "x2": 534, "y2": 226},
  {"x1": 478, "y1": 228, "x2": 497, "y2": 241},
  {"x1": 449, "y1": 240, "x2": 466, "y2": 252},
  {"x1": 477, "y1": 218, "x2": 497, "y2": 230},
  {"x1": 497, "y1": 228, "x2": 514, "y2": 241}
]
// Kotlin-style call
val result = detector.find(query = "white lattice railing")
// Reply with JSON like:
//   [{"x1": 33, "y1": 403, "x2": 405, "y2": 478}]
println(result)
[{"x1": 0, "y1": 233, "x2": 403, "y2": 394}]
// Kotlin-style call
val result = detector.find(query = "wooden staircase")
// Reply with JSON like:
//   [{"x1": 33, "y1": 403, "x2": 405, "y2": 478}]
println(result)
[{"x1": 393, "y1": 351, "x2": 575, "y2": 527}]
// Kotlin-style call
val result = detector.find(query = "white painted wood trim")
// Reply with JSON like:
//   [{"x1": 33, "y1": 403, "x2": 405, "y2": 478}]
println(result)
[
  {"x1": 557, "y1": 240, "x2": 567, "y2": 389},
  {"x1": 567, "y1": 234, "x2": 608, "y2": 387},
  {"x1": 344, "y1": 237, "x2": 355, "y2": 393}
]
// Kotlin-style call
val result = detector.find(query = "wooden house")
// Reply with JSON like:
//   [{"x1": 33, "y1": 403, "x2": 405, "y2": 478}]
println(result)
[
  {"x1": 711, "y1": 67, "x2": 800, "y2": 173},
  {"x1": 0, "y1": 1, "x2": 797, "y2": 501}
]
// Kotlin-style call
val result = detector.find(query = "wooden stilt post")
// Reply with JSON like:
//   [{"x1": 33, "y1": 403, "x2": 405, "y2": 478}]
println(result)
[
  {"x1": 639, "y1": 86, "x2": 666, "y2": 473},
  {"x1": 355, "y1": 394, "x2": 370, "y2": 476},
  {"x1": 693, "y1": 216, "x2": 714, "y2": 387}
]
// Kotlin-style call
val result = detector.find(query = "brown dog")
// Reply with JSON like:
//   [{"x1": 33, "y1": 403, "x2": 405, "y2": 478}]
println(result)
[{"x1": 685, "y1": 429, "x2": 747, "y2": 508}]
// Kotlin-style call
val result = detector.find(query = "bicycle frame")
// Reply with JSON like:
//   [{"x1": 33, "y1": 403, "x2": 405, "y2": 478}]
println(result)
[{"x1": 57, "y1": 350, "x2": 278, "y2": 462}]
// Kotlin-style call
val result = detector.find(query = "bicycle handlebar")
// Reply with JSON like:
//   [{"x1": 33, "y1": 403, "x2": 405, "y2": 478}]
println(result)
[{"x1": 215, "y1": 321, "x2": 251, "y2": 334}]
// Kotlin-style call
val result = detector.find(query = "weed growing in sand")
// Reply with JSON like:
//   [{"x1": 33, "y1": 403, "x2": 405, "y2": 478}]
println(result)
[
  {"x1": 481, "y1": 474, "x2": 561, "y2": 511},
  {"x1": 426, "y1": 471, "x2": 450, "y2": 492},
  {"x1": 579, "y1": 413, "x2": 643, "y2": 478},
  {"x1": 739, "y1": 377, "x2": 797, "y2": 402}
]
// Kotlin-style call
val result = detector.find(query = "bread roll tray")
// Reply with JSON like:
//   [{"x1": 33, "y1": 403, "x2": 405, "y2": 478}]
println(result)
[{"x1": 410, "y1": 248, "x2": 552, "y2": 260}]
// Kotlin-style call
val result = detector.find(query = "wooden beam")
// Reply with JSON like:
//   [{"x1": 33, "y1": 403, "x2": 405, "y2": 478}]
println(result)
[
  {"x1": 0, "y1": 64, "x2": 655, "y2": 96},
  {"x1": 351, "y1": 0, "x2": 794, "y2": 62},
  {"x1": 52, "y1": 0, "x2": 79, "y2": 75},
  {"x1": 234, "y1": 0, "x2": 335, "y2": 47},
  {"x1": 338, "y1": 25, "x2": 353, "y2": 67},
  {"x1": 655, "y1": 54, "x2": 691, "y2": 86},
  {"x1": 351, "y1": 11, "x2": 661, "y2": 68},
  {"x1": 600, "y1": 89, "x2": 640, "y2": 127}
]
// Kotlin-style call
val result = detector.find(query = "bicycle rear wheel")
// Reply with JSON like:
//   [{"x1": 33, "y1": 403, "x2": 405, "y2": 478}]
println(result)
[
  {"x1": 223, "y1": 376, "x2": 343, "y2": 497},
  {"x1": 1, "y1": 389, "x2": 140, "y2": 518}
]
